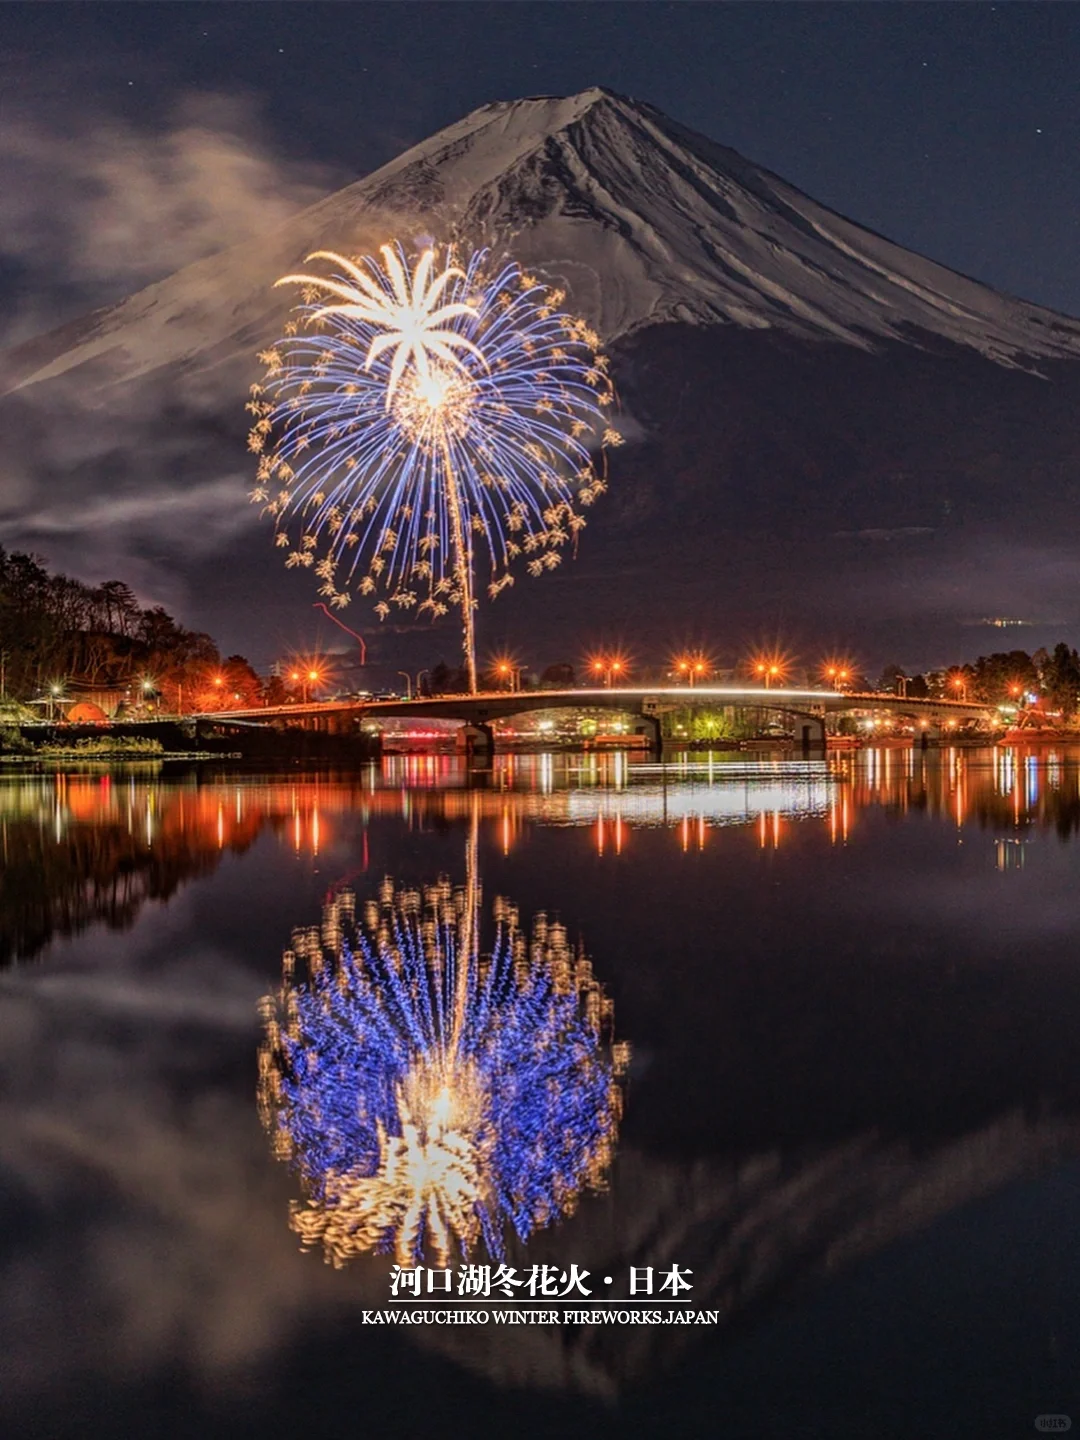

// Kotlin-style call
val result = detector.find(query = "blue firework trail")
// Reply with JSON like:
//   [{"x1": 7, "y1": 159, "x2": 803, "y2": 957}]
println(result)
[
  {"x1": 258, "y1": 880, "x2": 627, "y2": 1267},
  {"x1": 248, "y1": 244, "x2": 619, "y2": 624}
]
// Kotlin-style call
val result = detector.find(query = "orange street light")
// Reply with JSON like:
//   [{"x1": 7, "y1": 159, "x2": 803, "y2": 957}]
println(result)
[
  {"x1": 492, "y1": 659, "x2": 519, "y2": 691},
  {"x1": 590, "y1": 654, "x2": 626, "y2": 688},
  {"x1": 754, "y1": 660, "x2": 782, "y2": 688},
  {"x1": 752, "y1": 654, "x2": 789, "y2": 689},
  {"x1": 674, "y1": 654, "x2": 709, "y2": 686},
  {"x1": 293, "y1": 666, "x2": 323, "y2": 704}
]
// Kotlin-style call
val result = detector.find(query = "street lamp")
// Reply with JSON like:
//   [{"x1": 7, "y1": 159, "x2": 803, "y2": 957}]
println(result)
[
  {"x1": 397, "y1": 671, "x2": 413, "y2": 700},
  {"x1": 950, "y1": 673, "x2": 967, "y2": 702},
  {"x1": 291, "y1": 667, "x2": 322, "y2": 704},
  {"x1": 755, "y1": 661, "x2": 782, "y2": 689},
  {"x1": 674, "y1": 655, "x2": 709, "y2": 687},
  {"x1": 589, "y1": 656, "x2": 624, "y2": 688}
]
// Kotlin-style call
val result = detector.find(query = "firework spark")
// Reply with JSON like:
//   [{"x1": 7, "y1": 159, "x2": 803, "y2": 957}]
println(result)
[
  {"x1": 258, "y1": 876, "x2": 627, "y2": 1268},
  {"x1": 276, "y1": 245, "x2": 485, "y2": 408},
  {"x1": 249, "y1": 243, "x2": 619, "y2": 691}
]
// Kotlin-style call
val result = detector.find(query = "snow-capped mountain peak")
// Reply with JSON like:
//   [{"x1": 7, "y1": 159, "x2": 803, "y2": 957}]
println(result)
[{"x1": 5, "y1": 85, "x2": 1080, "y2": 398}]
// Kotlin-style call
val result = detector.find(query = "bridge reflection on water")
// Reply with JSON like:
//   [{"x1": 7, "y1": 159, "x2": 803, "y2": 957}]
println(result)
[{"x1": 2, "y1": 745, "x2": 1079, "y2": 962}]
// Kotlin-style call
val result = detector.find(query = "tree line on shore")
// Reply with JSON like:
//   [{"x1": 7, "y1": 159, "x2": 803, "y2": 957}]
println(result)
[
  {"x1": 3, "y1": 546, "x2": 1078, "y2": 718},
  {"x1": 875, "y1": 646, "x2": 1080, "y2": 715},
  {"x1": 0, "y1": 547, "x2": 263, "y2": 714}
]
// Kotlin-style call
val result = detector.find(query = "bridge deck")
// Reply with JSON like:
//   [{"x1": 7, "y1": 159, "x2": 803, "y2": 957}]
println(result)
[{"x1": 195, "y1": 686, "x2": 995, "y2": 725}]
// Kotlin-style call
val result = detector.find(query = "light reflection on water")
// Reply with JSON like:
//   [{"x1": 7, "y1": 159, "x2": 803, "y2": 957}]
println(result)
[
  {"x1": 2, "y1": 748, "x2": 1080, "y2": 1431},
  {"x1": 259, "y1": 804, "x2": 627, "y2": 1270},
  {"x1": 4, "y1": 745, "x2": 1080, "y2": 934}
]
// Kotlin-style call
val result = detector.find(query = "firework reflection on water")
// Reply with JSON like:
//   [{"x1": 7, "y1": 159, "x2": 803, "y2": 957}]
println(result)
[{"x1": 258, "y1": 869, "x2": 627, "y2": 1269}]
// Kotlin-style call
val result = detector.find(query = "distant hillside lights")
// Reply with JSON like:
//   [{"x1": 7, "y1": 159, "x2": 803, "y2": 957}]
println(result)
[{"x1": 250, "y1": 241, "x2": 620, "y2": 694}]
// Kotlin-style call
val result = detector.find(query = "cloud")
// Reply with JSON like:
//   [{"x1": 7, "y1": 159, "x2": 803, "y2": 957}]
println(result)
[
  {"x1": 0, "y1": 85, "x2": 350, "y2": 611},
  {"x1": 0, "y1": 962, "x2": 352, "y2": 1403},
  {"x1": 0, "y1": 89, "x2": 340, "y2": 347},
  {"x1": 0, "y1": 473, "x2": 248, "y2": 542}
]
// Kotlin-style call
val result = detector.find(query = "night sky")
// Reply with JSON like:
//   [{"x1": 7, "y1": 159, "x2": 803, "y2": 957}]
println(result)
[{"x1": 2, "y1": 2, "x2": 1079, "y2": 672}]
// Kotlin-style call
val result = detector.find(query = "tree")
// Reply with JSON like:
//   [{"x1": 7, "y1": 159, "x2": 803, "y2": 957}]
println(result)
[
  {"x1": 221, "y1": 654, "x2": 263, "y2": 708},
  {"x1": 94, "y1": 581, "x2": 140, "y2": 638},
  {"x1": 429, "y1": 660, "x2": 469, "y2": 694},
  {"x1": 540, "y1": 663, "x2": 575, "y2": 688},
  {"x1": 263, "y1": 673, "x2": 291, "y2": 706},
  {"x1": 1041, "y1": 643, "x2": 1080, "y2": 716},
  {"x1": 0, "y1": 549, "x2": 239, "y2": 713},
  {"x1": 970, "y1": 650, "x2": 1038, "y2": 704},
  {"x1": 877, "y1": 663, "x2": 907, "y2": 695}
]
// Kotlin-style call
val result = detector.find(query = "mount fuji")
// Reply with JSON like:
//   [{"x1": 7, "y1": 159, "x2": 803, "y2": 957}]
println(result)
[{"x1": 3, "y1": 86, "x2": 1079, "y2": 665}]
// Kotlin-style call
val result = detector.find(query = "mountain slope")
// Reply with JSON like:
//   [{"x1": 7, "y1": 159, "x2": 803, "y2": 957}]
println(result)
[
  {"x1": 5, "y1": 86, "x2": 1080, "y2": 400},
  {"x1": 2, "y1": 87, "x2": 1079, "y2": 663}
]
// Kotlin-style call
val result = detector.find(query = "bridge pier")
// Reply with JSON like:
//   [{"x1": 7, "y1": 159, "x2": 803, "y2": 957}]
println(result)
[
  {"x1": 794, "y1": 714, "x2": 826, "y2": 752},
  {"x1": 635, "y1": 714, "x2": 663, "y2": 758},
  {"x1": 458, "y1": 722, "x2": 495, "y2": 765}
]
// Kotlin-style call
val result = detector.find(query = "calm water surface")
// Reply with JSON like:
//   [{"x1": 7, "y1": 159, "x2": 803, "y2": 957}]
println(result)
[{"x1": 2, "y1": 747, "x2": 1079, "y2": 1439}]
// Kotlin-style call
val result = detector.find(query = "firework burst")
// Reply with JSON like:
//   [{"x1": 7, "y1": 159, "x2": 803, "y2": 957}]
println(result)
[
  {"x1": 258, "y1": 876, "x2": 628, "y2": 1268},
  {"x1": 248, "y1": 243, "x2": 619, "y2": 691}
]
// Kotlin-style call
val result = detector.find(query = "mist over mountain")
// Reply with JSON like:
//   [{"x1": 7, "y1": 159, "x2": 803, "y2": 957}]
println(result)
[{"x1": 2, "y1": 86, "x2": 1078, "y2": 668}]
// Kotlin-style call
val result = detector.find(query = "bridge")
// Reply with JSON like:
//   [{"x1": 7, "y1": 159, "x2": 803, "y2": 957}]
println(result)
[{"x1": 197, "y1": 685, "x2": 997, "y2": 757}]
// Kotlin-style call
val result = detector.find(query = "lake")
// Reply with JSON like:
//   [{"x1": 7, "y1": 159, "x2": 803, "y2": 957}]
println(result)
[{"x1": 1, "y1": 747, "x2": 1078, "y2": 1439}]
